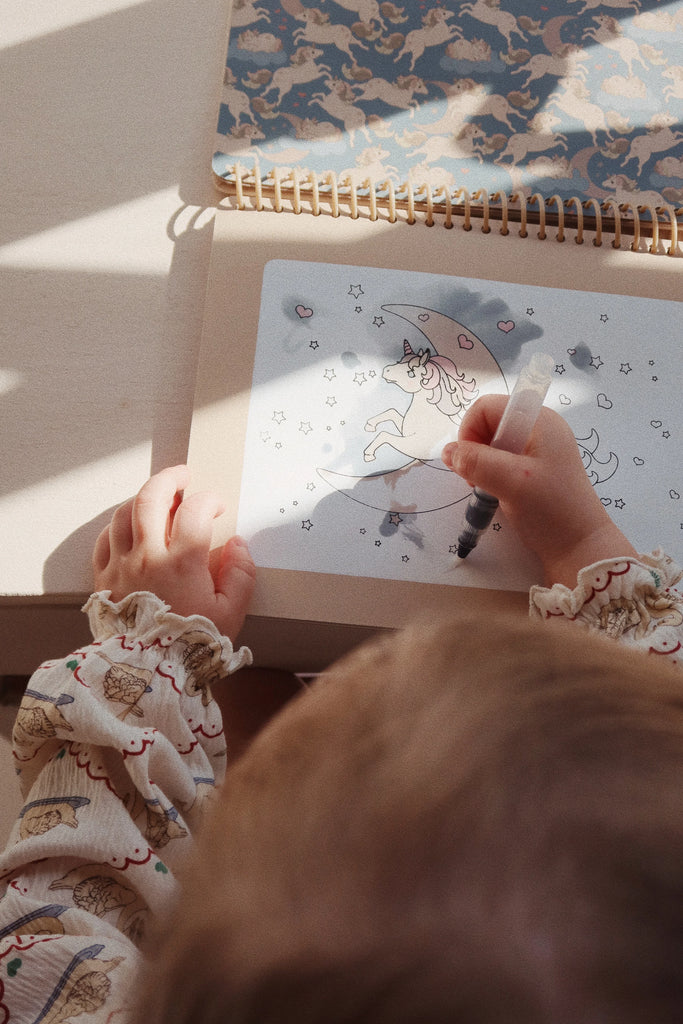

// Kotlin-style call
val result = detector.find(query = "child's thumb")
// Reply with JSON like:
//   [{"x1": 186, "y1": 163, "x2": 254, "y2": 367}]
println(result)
[
  {"x1": 215, "y1": 536, "x2": 256, "y2": 637},
  {"x1": 442, "y1": 440, "x2": 523, "y2": 500}
]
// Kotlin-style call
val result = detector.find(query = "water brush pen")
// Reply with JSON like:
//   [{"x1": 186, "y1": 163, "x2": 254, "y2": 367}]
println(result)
[{"x1": 456, "y1": 351, "x2": 555, "y2": 560}]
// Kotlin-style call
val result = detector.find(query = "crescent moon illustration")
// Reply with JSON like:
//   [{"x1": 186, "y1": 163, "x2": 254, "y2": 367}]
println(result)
[
  {"x1": 318, "y1": 461, "x2": 472, "y2": 514},
  {"x1": 318, "y1": 304, "x2": 508, "y2": 514},
  {"x1": 541, "y1": 15, "x2": 573, "y2": 54}
]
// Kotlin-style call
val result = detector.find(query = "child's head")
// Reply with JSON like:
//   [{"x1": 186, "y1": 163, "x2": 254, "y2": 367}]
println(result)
[{"x1": 136, "y1": 611, "x2": 683, "y2": 1023}]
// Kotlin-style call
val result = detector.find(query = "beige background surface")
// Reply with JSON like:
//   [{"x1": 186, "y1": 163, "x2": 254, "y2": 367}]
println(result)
[
  {"x1": 0, "y1": 0, "x2": 235, "y2": 602},
  {"x1": 0, "y1": 0, "x2": 239, "y2": 676}
]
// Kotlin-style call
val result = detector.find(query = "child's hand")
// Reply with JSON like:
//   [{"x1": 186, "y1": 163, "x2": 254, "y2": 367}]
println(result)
[
  {"x1": 92, "y1": 466, "x2": 255, "y2": 638},
  {"x1": 442, "y1": 396, "x2": 637, "y2": 587}
]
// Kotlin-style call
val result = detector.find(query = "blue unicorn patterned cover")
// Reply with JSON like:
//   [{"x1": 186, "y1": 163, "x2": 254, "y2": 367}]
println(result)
[{"x1": 214, "y1": 0, "x2": 683, "y2": 216}]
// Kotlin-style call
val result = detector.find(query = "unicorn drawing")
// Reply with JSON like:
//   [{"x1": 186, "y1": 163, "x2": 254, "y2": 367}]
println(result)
[{"x1": 363, "y1": 340, "x2": 478, "y2": 463}]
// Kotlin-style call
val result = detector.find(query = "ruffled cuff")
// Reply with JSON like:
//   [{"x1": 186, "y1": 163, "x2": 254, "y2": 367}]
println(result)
[
  {"x1": 530, "y1": 550, "x2": 683, "y2": 649},
  {"x1": 83, "y1": 590, "x2": 253, "y2": 676}
]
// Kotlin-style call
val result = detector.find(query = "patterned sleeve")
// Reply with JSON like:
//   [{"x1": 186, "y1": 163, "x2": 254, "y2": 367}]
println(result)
[
  {"x1": 0, "y1": 591, "x2": 252, "y2": 1023},
  {"x1": 530, "y1": 549, "x2": 683, "y2": 670}
]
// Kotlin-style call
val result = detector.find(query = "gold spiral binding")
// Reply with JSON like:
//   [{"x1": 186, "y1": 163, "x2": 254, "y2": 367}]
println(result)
[
  {"x1": 641, "y1": 205, "x2": 658, "y2": 254},
  {"x1": 215, "y1": 165, "x2": 681, "y2": 255},
  {"x1": 366, "y1": 177, "x2": 378, "y2": 222},
  {"x1": 384, "y1": 179, "x2": 397, "y2": 224},
  {"x1": 425, "y1": 183, "x2": 435, "y2": 228},
  {"x1": 253, "y1": 160, "x2": 263, "y2": 211},
  {"x1": 547, "y1": 195, "x2": 564, "y2": 242},
  {"x1": 292, "y1": 168, "x2": 302, "y2": 215},
  {"x1": 328, "y1": 170, "x2": 340, "y2": 218},
  {"x1": 473, "y1": 188, "x2": 490, "y2": 233},
  {"x1": 603, "y1": 199, "x2": 624, "y2": 250},
  {"x1": 406, "y1": 175, "x2": 416, "y2": 225},
  {"x1": 509, "y1": 193, "x2": 527, "y2": 238},
  {"x1": 660, "y1": 205, "x2": 679, "y2": 256},
  {"x1": 565, "y1": 196, "x2": 583, "y2": 244},
  {"x1": 491, "y1": 191, "x2": 509, "y2": 235},
  {"x1": 272, "y1": 167, "x2": 283, "y2": 213},
  {"x1": 454, "y1": 188, "x2": 471, "y2": 231},
  {"x1": 618, "y1": 202, "x2": 640, "y2": 252},
  {"x1": 234, "y1": 162, "x2": 244, "y2": 208},
  {"x1": 530, "y1": 193, "x2": 546, "y2": 240},
  {"x1": 309, "y1": 169, "x2": 320, "y2": 216},
  {"x1": 341, "y1": 175, "x2": 358, "y2": 219},
  {"x1": 442, "y1": 186, "x2": 453, "y2": 230}
]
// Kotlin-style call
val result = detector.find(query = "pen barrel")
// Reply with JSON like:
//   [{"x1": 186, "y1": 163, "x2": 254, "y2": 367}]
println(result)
[
  {"x1": 490, "y1": 353, "x2": 554, "y2": 455},
  {"x1": 490, "y1": 388, "x2": 546, "y2": 455},
  {"x1": 457, "y1": 488, "x2": 500, "y2": 557},
  {"x1": 454, "y1": 352, "x2": 553, "y2": 561},
  {"x1": 464, "y1": 488, "x2": 499, "y2": 530}
]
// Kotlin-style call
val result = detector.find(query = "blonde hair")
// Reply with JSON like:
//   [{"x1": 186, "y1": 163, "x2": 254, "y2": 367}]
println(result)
[{"x1": 136, "y1": 612, "x2": 683, "y2": 1023}]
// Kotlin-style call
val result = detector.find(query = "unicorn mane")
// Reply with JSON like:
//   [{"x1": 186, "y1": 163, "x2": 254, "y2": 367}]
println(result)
[{"x1": 403, "y1": 341, "x2": 478, "y2": 417}]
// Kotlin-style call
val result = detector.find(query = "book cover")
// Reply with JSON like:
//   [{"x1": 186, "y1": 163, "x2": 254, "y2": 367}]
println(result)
[{"x1": 214, "y1": 0, "x2": 683, "y2": 223}]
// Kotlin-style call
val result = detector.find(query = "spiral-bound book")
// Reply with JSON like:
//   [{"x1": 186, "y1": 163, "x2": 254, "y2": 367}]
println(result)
[
  {"x1": 214, "y1": 0, "x2": 683, "y2": 249},
  {"x1": 187, "y1": 205, "x2": 680, "y2": 668},
  {"x1": 189, "y1": 2, "x2": 682, "y2": 667}
]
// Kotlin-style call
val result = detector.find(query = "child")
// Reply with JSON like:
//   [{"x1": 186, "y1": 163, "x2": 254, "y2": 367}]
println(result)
[
  {"x1": 137, "y1": 610, "x2": 683, "y2": 1024},
  {"x1": 0, "y1": 399, "x2": 680, "y2": 1023}
]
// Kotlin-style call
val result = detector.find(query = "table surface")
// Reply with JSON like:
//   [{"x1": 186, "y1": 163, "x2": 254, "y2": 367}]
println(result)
[{"x1": 1, "y1": 0, "x2": 233, "y2": 601}]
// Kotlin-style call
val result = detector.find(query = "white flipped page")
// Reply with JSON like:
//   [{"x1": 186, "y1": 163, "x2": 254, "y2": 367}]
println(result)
[{"x1": 235, "y1": 260, "x2": 680, "y2": 592}]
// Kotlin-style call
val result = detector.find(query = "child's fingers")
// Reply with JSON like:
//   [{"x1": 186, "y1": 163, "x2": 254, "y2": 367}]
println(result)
[
  {"x1": 217, "y1": 536, "x2": 256, "y2": 592},
  {"x1": 132, "y1": 466, "x2": 191, "y2": 555},
  {"x1": 443, "y1": 441, "x2": 531, "y2": 503},
  {"x1": 108, "y1": 498, "x2": 136, "y2": 556},
  {"x1": 215, "y1": 537, "x2": 256, "y2": 635},
  {"x1": 92, "y1": 523, "x2": 113, "y2": 574},
  {"x1": 170, "y1": 491, "x2": 226, "y2": 560},
  {"x1": 458, "y1": 394, "x2": 508, "y2": 446}
]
